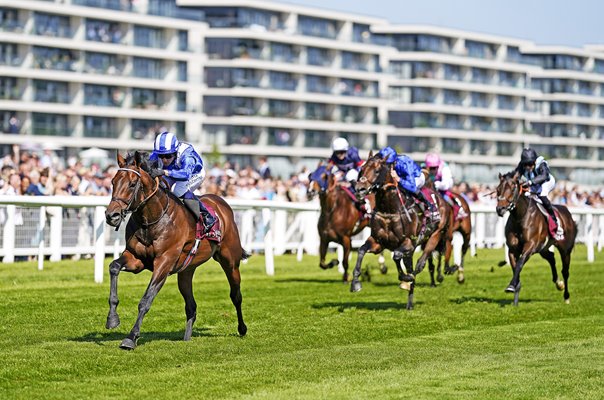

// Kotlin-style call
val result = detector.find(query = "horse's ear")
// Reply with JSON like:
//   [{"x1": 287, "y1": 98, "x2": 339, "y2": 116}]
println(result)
[
  {"x1": 498, "y1": 172, "x2": 503, "y2": 180},
  {"x1": 134, "y1": 151, "x2": 148, "y2": 168},
  {"x1": 368, "y1": 150, "x2": 373, "y2": 158},
  {"x1": 117, "y1": 152, "x2": 126, "y2": 167}
]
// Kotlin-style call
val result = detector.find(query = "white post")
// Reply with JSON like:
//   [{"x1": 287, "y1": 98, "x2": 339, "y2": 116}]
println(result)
[
  {"x1": 597, "y1": 215, "x2": 604, "y2": 252},
  {"x1": 452, "y1": 231, "x2": 462, "y2": 266},
  {"x1": 3, "y1": 205, "x2": 15, "y2": 263},
  {"x1": 272, "y1": 209, "x2": 287, "y2": 255},
  {"x1": 470, "y1": 211, "x2": 477, "y2": 257},
  {"x1": 113, "y1": 237, "x2": 120, "y2": 260},
  {"x1": 263, "y1": 208, "x2": 274, "y2": 275},
  {"x1": 37, "y1": 206, "x2": 46, "y2": 271},
  {"x1": 302, "y1": 211, "x2": 319, "y2": 255},
  {"x1": 585, "y1": 213, "x2": 594, "y2": 263},
  {"x1": 48, "y1": 206, "x2": 62, "y2": 262},
  {"x1": 337, "y1": 245, "x2": 344, "y2": 274},
  {"x1": 475, "y1": 212, "x2": 486, "y2": 248},
  {"x1": 94, "y1": 206, "x2": 106, "y2": 283}
]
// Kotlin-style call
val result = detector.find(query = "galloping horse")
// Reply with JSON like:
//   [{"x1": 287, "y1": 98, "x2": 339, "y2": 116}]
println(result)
[
  {"x1": 422, "y1": 170, "x2": 472, "y2": 285},
  {"x1": 308, "y1": 164, "x2": 375, "y2": 281},
  {"x1": 351, "y1": 152, "x2": 451, "y2": 309},
  {"x1": 105, "y1": 151, "x2": 249, "y2": 349},
  {"x1": 495, "y1": 171, "x2": 577, "y2": 306}
]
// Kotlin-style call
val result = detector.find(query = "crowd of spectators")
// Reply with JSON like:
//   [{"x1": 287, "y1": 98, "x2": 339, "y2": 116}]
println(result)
[{"x1": 1, "y1": 144, "x2": 603, "y2": 209}]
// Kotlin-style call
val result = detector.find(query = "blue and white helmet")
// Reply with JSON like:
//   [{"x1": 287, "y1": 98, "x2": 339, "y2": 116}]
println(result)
[{"x1": 154, "y1": 131, "x2": 180, "y2": 155}]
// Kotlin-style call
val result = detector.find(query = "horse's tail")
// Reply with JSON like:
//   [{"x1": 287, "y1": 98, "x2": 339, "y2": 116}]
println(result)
[{"x1": 241, "y1": 249, "x2": 252, "y2": 260}]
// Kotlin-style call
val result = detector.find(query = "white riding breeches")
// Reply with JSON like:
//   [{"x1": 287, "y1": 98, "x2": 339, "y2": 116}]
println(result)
[
  {"x1": 414, "y1": 173, "x2": 426, "y2": 191},
  {"x1": 346, "y1": 169, "x2": 359, "y2": 182},
  {"x1": 170, "y1": 167, "x2": 206, "y2": 197},
  {"x1": 540, "y1": 176, "x2": 555, "y2": 197}
]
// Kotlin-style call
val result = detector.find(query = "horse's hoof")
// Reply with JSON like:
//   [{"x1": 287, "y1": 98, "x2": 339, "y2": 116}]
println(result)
[
  {"x1": 399, "y1": 273, "x2": 415, "y2": 282},
  {"x1": 504, "y1": 284, "x2": 516, "y2": 293},
  {"x1": 556, "y1": 280, "x2": 565, "y2": 291},
  {"x1": 238, "y1": 323, "x2": 247, "y2": 336},
  {"x1": 329, "y1": 260, "x2": 339, "y2": 269},
  {"x1": 399, "y1": 281, "x2": 412, "y2": 291},
  {"x1": 564, "y1": 299, "x2": 570, "y2": 305},
  {"x1": 457, "y1": 273, "x2": 465, "y2": 284},
  {"x1": 380, "y1": 265, "x2": 388, "y2": 274},
  {"x1": 119, "y1": 337, "x2": 137, "y2": 350},
  {"x1": 437, "y1": 275, "x2": 444, "y2": 283},
  {"x1": 105, "y1": 315, "x2": 120, "y2": 330},
  {"x1": 350, "y1": 281, "x2": 362, "y2": 292},
  {"x1": 319, "y1": 264, "x2": 329, "y2": 270}
]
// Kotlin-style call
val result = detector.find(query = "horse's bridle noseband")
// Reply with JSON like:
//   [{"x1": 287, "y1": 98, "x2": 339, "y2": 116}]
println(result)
[
  {"x1": 110, "y1": 167, "x2": 165, "y2": 229},
  {"x1": 497, "y1": 180, "x2": 521, "y2": 212}
]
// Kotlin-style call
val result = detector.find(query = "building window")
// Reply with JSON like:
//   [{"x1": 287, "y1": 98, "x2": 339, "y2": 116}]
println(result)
[
  {"x1": 304, "y1": 130, "x2": 331, "y2": 148},
  {"x1": 132, "y1": 88, "x2": 164, "y2": 109},
  {"x1": 34, "y1": 12, "x2": 71, "y2": 38},
  {"x1": 134, "y1": 25, "x2": 165, "y2": 48},
  {"x1": 85, "y1": 18, "x2": 123, "y2": 43},
  {"x1": 33, "y1": 46, "x2": 77, "y2": 71},
  {"x1": 84, "y1": 84, "x2": 123, "y2": 107},
  {"x1": 83, "y1": 116, "x2": 117, "y2": 138},
  {"x1": 32, "y1": 113, "x2": 68, "y2": 136},
  {"x1": 132, "y1": 57, "x2": 164, "y2": 79},
  {"x1": 34, "y1": 80, "x2": 69, "y2": 103},
  {"x1": 298, "y1": 15, "x2": 337, "y2": 39}
]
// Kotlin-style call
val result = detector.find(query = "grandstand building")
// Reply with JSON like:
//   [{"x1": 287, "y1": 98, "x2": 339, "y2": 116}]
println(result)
[{"x1": 1, "y1": 0, "x2": 604, "y2": 184}]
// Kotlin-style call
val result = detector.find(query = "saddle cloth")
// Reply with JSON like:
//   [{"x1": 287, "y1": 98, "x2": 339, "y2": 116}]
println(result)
[
  {"x1": 197, "y1": 203, "x2": 221, "y2": 242},
  {"x1": 532, "y1": 197, "x2": 564, "y2": 240}
]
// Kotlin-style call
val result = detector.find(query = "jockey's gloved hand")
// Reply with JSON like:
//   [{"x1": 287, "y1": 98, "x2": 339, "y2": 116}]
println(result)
[{"x1": 149, "y1": 168, "x2": 165, "y2": 178}]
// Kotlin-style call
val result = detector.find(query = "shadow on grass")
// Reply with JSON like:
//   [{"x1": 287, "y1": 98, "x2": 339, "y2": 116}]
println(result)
[
  {"x1": 275, "y1": 278, "x2": 345, "y2": 284},
  {"x1": 449, "y1": 296, "x2": 538, "y2": 307},
  {"x1": 70, "y1": 327, "x2": 220, "y2": 346},
  {"x1": 369, "y1": 281, "x2": 433, "y2": 288},
  {"x1": 312, "y1": 301, "x2": 421, "y2": 312}
]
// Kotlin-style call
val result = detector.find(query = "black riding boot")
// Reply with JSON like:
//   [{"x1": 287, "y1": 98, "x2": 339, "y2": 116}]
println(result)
[
  {"x1": 413, "y1": 190, "x2": 440, "y2": 222},
  {"x1": 199, "y1": 202, "x2": 216, "y2": 233},
  {"x1": 540, "y1": 196, "x2": 558, "y2": 230},
  {"x1": 183, "y1": 198, "x2": 216, "y2": 234}
]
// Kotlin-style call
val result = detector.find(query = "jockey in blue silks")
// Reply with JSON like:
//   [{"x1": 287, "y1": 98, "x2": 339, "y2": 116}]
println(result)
[
  {"x1": 149, "y1": 131, "x2": 216, "y2": 234},
  {"x1": 376, "y1": 146, "x2": 440, "y2": 223},
  {"x1": 328, "y1": 137, "x2": 370, "y2": 217}
]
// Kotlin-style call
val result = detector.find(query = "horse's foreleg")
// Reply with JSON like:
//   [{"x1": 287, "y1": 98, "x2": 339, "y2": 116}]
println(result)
[
  {"x1": 427, "y1": 254, "x2": 436, "y2": 287},
  {"x1": 177, "y1": 267, "x2": 197, "y2": 341},
  {"x1": 341, "y1": 235, "x2": 351, "y2": 282},
  {"x1": 318, "y1": 236, "x2": 337, "y2": 270},
  {"x1": 106, "y1": 251, "x2": 144, "y2": 330},
  {"x1": 120, "y1": 271, "x2": 168, "y2": 350},
  {"x1": 506, "y1": 247, "x2": 535, "y2": 306},
  {"x1": 351, "y1": 238, "x2": 380, "y2": 292}
]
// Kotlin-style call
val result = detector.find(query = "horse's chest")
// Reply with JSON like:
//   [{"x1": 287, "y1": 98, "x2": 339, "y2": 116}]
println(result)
[{"x1": 373, "y1": 215, "x2": 404, "y2": 247}]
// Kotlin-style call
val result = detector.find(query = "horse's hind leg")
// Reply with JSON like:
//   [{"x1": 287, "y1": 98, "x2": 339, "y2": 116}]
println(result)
[
  {"x1": 539, "y1": 249, "x2": 564, "y2": 291},
  {"x1": 177, "y1": 267, "x2": 197, "y2": 341},
  {"x1": 217, "y1": 253, "x2": 247, "y2": 336},
  {"x1": 560, "y1": 250, "x2": 571, "y2": 304}
]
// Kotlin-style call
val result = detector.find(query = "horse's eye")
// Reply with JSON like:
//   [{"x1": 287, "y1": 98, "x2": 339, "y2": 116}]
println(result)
[{"x1": 129, "y1": 181, "x2": 137, "y2": 188}]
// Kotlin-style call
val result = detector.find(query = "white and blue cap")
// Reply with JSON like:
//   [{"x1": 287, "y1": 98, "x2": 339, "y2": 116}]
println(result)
[{"x1": 154, "y1": 131, "x2": 180, "y2": 155}]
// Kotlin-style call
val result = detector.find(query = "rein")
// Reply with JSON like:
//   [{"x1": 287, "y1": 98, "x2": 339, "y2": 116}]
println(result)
[{"x1": 110, "y1": 167, "x2": 168, "y2": 230}]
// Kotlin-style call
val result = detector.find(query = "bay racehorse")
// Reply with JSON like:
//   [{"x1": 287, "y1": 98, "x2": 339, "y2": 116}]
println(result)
[
  {"x1": 422, "y1": 170, "x2": 472, "y2": 285},
  {"x1": 351, "y1": 152, "x2": 451, "y2": 309},
  {"x1": 105, "y1": 151, "x2": 249, "y2": 349},
  {"x1": 308, "y1": 164, "x2": 380, "y2": 281},
  {"x1": 495, "y1": 171, "x2": 577, "y2": 306}
]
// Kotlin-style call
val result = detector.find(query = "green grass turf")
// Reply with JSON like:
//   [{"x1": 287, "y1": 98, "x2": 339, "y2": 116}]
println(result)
[{"x1": 0, "y1": 246, "x2": 602, "y2": 399}]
